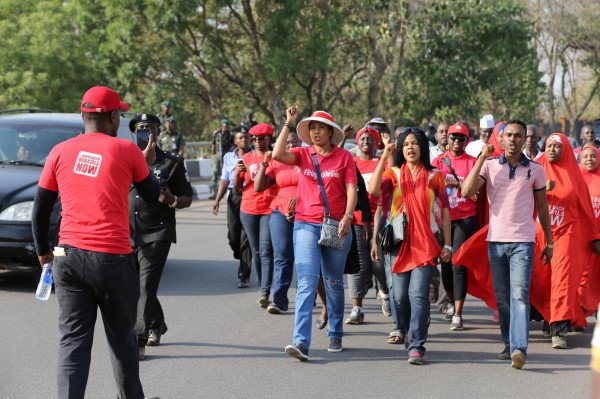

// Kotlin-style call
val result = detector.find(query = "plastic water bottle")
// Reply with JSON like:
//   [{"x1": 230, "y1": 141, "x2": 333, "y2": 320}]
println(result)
[{"x1": 35, "y1": 263, "x2": 53, "y2": 301}]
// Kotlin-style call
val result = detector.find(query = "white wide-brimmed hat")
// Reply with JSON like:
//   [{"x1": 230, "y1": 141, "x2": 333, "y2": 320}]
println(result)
[{"x1": 296, "y1": 111, "x2": 344, "y2": 146}]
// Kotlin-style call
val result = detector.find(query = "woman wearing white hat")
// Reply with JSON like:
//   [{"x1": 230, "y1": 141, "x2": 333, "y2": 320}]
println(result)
[{"x1": 273, "y1": 106, "x2": 358, "y2": 361}]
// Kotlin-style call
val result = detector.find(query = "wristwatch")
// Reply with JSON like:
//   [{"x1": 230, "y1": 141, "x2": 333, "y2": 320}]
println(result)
[
  {"x1": 546, "y1": 243, "x2": 554, "y2": 249},
  {"x1": 443, "y1": 245, "x2": 453, "y2": 253},
  {"x1": 345, "y1": 213, "x2": 354, "y2": 220},
  {"x1": 169, "y1": 196, "x2": 178, "y2": 208}
]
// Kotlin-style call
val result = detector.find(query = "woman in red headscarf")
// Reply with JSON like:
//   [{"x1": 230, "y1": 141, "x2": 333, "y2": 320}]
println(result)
[
  {"x1": 535, "y1": 133, "x2": 600, "y2": 349},
  {"x1": 233, "y1": 123, "x2": 277, "y2": 308},
  {"x1": 578, "y1": 144, "x2": 600, "y2": 316},
  {"x1": 345, "y1": 126, "x2": 390, "y2": 325}
]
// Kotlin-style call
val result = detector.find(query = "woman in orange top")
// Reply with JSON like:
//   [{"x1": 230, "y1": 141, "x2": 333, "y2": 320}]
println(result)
[
  {"x1": 369, "y1": 127, "x2": 452, "y2": 365},
  {"x1": 537, "y1": 133, "x2": 600, "y2": 349}
]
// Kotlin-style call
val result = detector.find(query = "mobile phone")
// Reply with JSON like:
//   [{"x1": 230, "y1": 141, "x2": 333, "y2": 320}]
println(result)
[
  {"x1": 237, "y1": 159, "x2": 244, "y2": 166},
  {"x1": 136, "y1": 129, "x2": 150, "y2": 150}
]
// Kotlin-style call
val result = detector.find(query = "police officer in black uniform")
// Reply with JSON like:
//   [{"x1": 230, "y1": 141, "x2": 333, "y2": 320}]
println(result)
[{"x1": 129, "y1": 113, "x2": 194, "y2": 360}]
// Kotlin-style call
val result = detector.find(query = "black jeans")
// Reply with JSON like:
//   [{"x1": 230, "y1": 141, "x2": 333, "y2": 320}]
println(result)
[
  {"x1": 135, "y1": 240, "x2": 171, "y2": 346},
  {"x1": 227, "y1": 190, "x2": 252, "y2": 280},
  {"x1": 441, "y1": 216, "x2": 477, "y2": 300},
  {"x1": 53, "y1": 247, "x2": 144, "y2": 399}
]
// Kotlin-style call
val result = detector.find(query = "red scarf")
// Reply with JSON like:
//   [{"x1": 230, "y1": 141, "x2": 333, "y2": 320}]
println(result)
[
  {"x1": 392, "y1": 163, "x2": 441, "y2": 273},
  {"x1": 487, "y1": 121, "x2": 506, "y2": 157}
]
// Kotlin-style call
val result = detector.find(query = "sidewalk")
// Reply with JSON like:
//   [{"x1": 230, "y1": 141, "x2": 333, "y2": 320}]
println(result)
[{"x1": 190, "y1": 176, "x2": 211, "y2": 201}]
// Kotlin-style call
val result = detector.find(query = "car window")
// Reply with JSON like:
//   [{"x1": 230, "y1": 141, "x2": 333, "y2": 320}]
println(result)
[{"x1": 0, "y1": 124, "x2": 81, "y2": 165}]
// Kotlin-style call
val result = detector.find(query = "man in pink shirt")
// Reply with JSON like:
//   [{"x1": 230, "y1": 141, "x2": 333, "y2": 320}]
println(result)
[{"x1": 462, "y1": 119, "x2": 553, "y2": 370}]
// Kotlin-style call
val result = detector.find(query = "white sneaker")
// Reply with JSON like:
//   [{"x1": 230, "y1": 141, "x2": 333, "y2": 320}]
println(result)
[
  {"x1": 345, "y1": 307, "x2": 364, "y2": 325},
  {"x1": 445, "y1": 304, "x2": 455, "y2": 320},
  {"x1": 376, "y1": 290, "x2": 389, "y2": 300},
  {"x1": 451, "y1": 315, "x2": 463, "y2": 330}
]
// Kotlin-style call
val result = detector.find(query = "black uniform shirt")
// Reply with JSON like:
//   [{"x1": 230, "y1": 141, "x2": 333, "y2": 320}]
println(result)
[{"x1": 129, "y1": 149, "x2": 193, "y2": 247}]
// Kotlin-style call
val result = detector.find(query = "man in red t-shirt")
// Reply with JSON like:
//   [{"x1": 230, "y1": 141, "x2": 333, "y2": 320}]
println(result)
[{"x1": 32, "y1": 86, "x2": 161, "y2": 399}]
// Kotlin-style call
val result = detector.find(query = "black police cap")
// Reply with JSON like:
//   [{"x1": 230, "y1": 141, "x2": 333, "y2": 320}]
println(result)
[{"x1": 129, "y1": 113, "x2": 161, "y2": 132}]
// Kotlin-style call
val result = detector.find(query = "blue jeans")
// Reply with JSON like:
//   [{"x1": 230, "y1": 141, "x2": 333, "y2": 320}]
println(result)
[
  {"x1": 240, "y1": 212, "x2": 273, "y2": 296},
  {"x1": 292, "y1": 222, "x2": 352, "y2": 350},
  {"x1": 488, "y1": 242, "x2": 534, "y2": 356},
  {"x1": 383, "y1": 245, "x2": 401, "y2": 332},
  {"x1": 269, "y1": 210, "x2": 294, "y2": 310},
  {"x1": 392, "y1": 265, "x2": 434, "y2": 354}
]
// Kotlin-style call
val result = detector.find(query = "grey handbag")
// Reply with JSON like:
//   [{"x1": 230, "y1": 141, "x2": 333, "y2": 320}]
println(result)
[
  {"x1": 390, "y1": 167, "x2": 408, "y2": 243},
  {"x1": 391, "y1": 211, "x2": 408, "y2": 243},
  {"x1": 312, "y1": 153, "x2": 344, "y2": 250}
]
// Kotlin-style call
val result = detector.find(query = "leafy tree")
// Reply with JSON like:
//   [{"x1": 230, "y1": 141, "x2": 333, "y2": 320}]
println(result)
[{"x1": 398, "y1": 0, "x2": 543, "y2": 124}]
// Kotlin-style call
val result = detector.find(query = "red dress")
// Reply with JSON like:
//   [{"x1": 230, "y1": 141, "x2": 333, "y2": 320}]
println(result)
[{"x1": 532, "y1": 134, "x2": 600, "y2": 328}]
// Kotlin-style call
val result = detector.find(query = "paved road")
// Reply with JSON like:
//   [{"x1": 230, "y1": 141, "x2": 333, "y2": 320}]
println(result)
[{"x1": 0, "y1": 200, "x2": 594, "y2": 398}]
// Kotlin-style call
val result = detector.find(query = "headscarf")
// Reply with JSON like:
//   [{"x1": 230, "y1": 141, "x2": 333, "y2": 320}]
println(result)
[
  {"x1": 580, "y1": 143, "x2": 600, "y2": 175},
  {"x1": 537, "y1": 132, "x2": 583, "y2": 204},
  {"x1": 355, "y1": 126, "x2": 381, "y2": 147},
  {"x1": 487, "y1": 121, "x2": 506, "y2": 157}
]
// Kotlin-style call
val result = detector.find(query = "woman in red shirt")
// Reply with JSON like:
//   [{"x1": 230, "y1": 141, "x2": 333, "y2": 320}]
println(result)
[
  {"x1": 254, "y1": 132, "x2": 302, "y2": 314},
  {"x1": 368, "y1": 127, "x2": 452, "y2": 365},
  {"x1": 274, "y1": 107, "x2": 357, "y2": 361},
  {"x1": 233, "y1": 123, "x2": 277, "y2": 308},
  {"x1": 345, "y1": 126, "x2": 391, "y2": 325},
  {"x1": 431, "y1": 123, "x2": 478, "y2": 331}
]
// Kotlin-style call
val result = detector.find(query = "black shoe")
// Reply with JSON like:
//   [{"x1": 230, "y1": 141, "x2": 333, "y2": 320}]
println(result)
[
  {"x1": 257, "y1": 295, "x2": 269, "y2": 309},
  {"x1": 497, "y1": 347, "x2": 510, "y2": 361},
  {"x1": 238, "y1": 278, "x2": 249, "y2": 288},
  {"x1": 267, "y1": 303, "x2": 287, "y2": 314},
  {"x1": 147, "y1": 324, "x2": 168, "y2": 346},
  {"x1": 285, "y1": 343, "x2": 309, "y2": 361}
]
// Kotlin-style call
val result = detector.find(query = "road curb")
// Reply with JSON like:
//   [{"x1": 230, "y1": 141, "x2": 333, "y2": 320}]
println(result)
[{"x1": 191, "y1": 183, "x2": 210, "y2": 200}]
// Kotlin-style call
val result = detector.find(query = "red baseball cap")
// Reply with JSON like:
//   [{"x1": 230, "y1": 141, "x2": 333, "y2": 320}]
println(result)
[
  {"x1": 80, "y1": 86, "x2": 129, "y2": 113},
  {"x1": 448, "y1": 123, "x2": 468, "y2": 136}
]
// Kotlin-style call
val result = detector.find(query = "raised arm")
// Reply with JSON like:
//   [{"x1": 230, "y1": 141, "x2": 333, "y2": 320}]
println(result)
[
  {"x1": 273, "y1": 106, "x2": 299, "y2": 165},
  {"x1": 461, "y1": 144, "x2": 493, "y2": 198},
  {"x1": 254, "y1": 151, "x2": 276, "y2": 192},
  {"x1": 368, "y1": 143, "x2": 395, "y2": 197}
]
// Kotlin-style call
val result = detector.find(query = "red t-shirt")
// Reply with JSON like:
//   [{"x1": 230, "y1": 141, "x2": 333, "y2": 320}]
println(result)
[
  {"x1": 239, "y1": 151, "x2": 276, "y2": 215},
  {"x1": 267, "y1": 160, "x2": 299, "y2": 214},
  {"x1": 289, "y1": 146, "x2": 357, "y2": 223},
  {"x1": 354, "y1": 157, "x2": 380, "y2": 225},
  {"x1": 38, "y1": 133, "x2": 150, "y2": 254},
  {"x1": 432, "y1": 152, "x2": 478, "y2": 220}
]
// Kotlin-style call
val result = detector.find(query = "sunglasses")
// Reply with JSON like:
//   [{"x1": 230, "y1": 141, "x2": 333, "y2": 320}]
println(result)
[
  {"x1": 401, "y1": 127, "x2": 425, "y2": 136},
  {"x1": 251, "y1": 136, "x2": 269, "y2": 142},
  {"x1": 449, "y1": 134, "x2": 467, "y2": 142}
]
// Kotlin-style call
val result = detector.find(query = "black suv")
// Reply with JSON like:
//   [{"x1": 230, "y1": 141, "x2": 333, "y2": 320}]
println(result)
[{"x1": 0, "y1": 111, "x2": 133, "y2": 275}]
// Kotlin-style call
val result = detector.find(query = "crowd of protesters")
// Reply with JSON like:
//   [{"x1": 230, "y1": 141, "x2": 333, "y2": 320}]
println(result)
[
  {"x1": 209, "y1": 107, "x2": 600, "y2": 370},
  {"x1": 31, "y1": 85, "x2": 600, "y2": 399}
]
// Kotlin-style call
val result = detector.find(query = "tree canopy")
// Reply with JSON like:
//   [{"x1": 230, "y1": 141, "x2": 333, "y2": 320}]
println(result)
[{"x1": 0, "y1": 0, "x2": 573, "y2": 140}]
